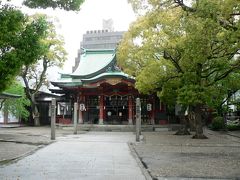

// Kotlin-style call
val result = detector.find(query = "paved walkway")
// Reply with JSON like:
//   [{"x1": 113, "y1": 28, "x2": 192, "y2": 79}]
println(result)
[{"x1": 0, "y1": 132, "x2": 146, "y2": 180}]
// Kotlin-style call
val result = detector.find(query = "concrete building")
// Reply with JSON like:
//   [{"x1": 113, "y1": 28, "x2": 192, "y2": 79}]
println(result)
[{"x1": 72, "y1": 19, "x2": 125, "y2": 72}]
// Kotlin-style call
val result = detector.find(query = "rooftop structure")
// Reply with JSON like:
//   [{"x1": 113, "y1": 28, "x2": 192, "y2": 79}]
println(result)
[{"x1": 72, "y1": 20, "x2": 125, "y2": 72}]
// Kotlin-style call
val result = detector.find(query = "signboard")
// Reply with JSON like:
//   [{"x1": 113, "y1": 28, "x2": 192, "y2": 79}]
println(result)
[{"x1": 147, "y1": 104, "x2": 152, "y2": 111}]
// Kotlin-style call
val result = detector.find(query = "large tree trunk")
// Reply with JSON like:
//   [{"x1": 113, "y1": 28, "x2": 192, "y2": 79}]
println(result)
[
  {"x1": 31, "y1": 94, "x2": 40, "y2": 126},
  {"x1": 192, "y1": 104, "x2": 207, "y2": 139},
  {"x1": 188, "y1": 110, "x2": 196, "y2": 131},
  {"x1": 3, "y1": 108, "x2": 8, "y2": 124},
  {"x1": 175, "y1": 114, "x2": 191, "y2": 135}
]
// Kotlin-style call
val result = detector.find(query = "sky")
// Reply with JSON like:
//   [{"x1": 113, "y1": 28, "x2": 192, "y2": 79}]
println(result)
[{"x1": 9, "y1": 0, "x2": 136, "y2": 78}]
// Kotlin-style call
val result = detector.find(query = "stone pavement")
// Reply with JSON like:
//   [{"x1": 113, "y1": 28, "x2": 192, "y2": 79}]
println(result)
[
  {"x1": 1, "y1": 126, "x2": 240, "y2": 180},
  {"x1": 0, "y1": 131, "x2": 146, "y2": 180},
  {"x1": 0, "y1": 126, "x2": 76, "y2": 163},
  {"x1": 133, "y1": 129, "x2": 240, "y2": 180}
]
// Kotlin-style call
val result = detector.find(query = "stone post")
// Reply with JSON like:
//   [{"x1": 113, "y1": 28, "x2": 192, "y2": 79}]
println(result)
[
  {"x1": 74, "y1": 102, "x2": 78, "y2": 134},
  {"x1": 136, "y1": 98, "x2": 141, "y2": 142},
  {"x1": 51, "y1": 98, "x2": 56, "y2": 140},
  {"x1": 128, "y1": 96, "x2": 133, "y2": 125},
  {"x1": 151, "y1": 99, "x2": 155, "y2": 125}
]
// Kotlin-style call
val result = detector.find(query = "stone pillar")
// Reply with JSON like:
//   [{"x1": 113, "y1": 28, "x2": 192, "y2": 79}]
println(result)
[
  {"x1": 74, "y1": 102, "x2": 78, "y2": 134},
  {"x1": 151, "y1": 99, "x2": 155, "y2": 125},
  {"x1": 136, "y1": 98, "x2": 141, "y2": 142},
  {"x1": 128, "y1": 96, "x2": 133, "y2": 125},
  {"x1": 51, "y1": 98, "x2": 56, "y2": 140},
  {"x1": 99, "y1": 95, "x2": 104, "y2": 124},
  {"x1": 78, "y1": 95, "x2": 84, "y2": 124}
]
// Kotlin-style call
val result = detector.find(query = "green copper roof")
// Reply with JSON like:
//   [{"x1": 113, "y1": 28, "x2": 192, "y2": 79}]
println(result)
[
  {"x1": 71, "y1": 49, "x2": 115, "y2": 77},
  {"x1": 51, "y1": 80, "x2": 83, "y2": 87},
  {"x1": 51, "y1": 48, "x2": 135, "y2": 90},
  {"x1": 81, "y1": 71, "x2": 133, "y2": 83}
]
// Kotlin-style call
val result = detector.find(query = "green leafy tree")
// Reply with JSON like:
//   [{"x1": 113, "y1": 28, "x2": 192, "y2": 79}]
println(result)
[
  {"x1": 118, "y1": 0, "x2": 240, "y2": 138},
  {"x1": 3, "y1": 81, "x2": 30, "y2": 121},
  {"x1": 23, "y1": 0, "x2": 85, "y2": 11},
  {"x1": 207, "y1": 73, "x2": 240, "y2": 116},
  {"x1": 0, "y1": 3, "x2": 48, "y2": 93},
  {"x1": 21, "y1": 15, "x2": 67, "y2": 126}
]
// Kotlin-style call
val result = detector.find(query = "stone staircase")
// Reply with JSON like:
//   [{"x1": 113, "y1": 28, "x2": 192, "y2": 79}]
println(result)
[{"x1": 56, "y1": 124, "x2": 181, "y2": 132}]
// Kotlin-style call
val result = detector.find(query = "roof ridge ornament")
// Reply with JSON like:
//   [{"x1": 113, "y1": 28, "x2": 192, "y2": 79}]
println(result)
[{"x1": 106, "y1": 61, "x2": 121, "y2": 73}]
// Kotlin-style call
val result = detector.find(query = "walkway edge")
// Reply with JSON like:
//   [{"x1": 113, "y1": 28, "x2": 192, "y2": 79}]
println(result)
[
  {"x1": 128, "y1": 142, "x2": 153, "y2": 180},
  {"x1": 0, "y1": 141, "x2": 54, "y2": 166}
]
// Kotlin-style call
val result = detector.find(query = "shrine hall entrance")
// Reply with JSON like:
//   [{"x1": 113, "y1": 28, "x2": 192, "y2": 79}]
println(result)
[{"x1": 105, "y1": 96, "x2": 128, "y2": 124}]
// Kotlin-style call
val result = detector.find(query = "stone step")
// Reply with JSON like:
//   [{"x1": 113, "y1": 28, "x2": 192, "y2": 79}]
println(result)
[{"x1": 57, "y1": 124, "x2": 180, "y2": 132}]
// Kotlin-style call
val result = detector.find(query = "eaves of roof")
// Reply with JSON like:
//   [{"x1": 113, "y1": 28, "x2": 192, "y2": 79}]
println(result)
[{"x1": 0, "y1": 92, "x2": 22, "y2": 99}]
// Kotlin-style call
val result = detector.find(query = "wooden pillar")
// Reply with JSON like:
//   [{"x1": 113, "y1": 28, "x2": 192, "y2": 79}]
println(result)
[
  {"x1": 99, "y1": 95, "x2": 104, "y2": 124},
  {"x1": 78, "y1": 95, "x2": 84, "y2": 124},
  {"x1": 128, "y1": 96, "x2": 133, "y2": 125}
]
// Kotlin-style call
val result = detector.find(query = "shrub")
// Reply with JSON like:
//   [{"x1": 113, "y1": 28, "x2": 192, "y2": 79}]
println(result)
[
  {"x1": 227, "y1": 124, "x2": 240, "y2": 131},
  {"x1": 211, "y1": 116, "x2": 225, "y2": 130}
]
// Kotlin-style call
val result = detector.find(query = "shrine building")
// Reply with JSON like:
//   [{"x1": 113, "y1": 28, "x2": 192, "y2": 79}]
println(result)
[{"x1": 51, "y1": 49, "x2": 168, "y2": 125}]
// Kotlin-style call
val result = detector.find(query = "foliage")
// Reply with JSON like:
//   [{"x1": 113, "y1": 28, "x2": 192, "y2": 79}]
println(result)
[
  {"x1": 23, "y1": 0, "x2": 85, "y2": 11},
  {"x1": 0, "y1": 3, "x2": 48, "y2": 92},
  {"x1": 118, "y1": 0, "x2": 240, "y2": 138},
  {"x1": 210, "y1": 116, "x2": 225, "y2": 130},
  {"x1": 227, "y1": 124, "x2": 240, "y2": 131},
  {"x1": 119, "y1": 0, "x2": 240, "y2": 106},
  {"x1": 3, "y1": 81, "x2": 30, "y2": 120},
  {"x1": 22, "y1": 14, "x2": 67, "y2": 94},
  {"x1": 21, "y1": 14, "x2": 67, "y2": 126}
]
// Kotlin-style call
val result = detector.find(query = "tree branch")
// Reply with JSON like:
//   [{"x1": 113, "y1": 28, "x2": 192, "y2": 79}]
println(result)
[
  {"x1": 173, "y1": 0, "x2": 196, "y2": 12},
  {"x1": 220, "y1": 90, "x2": 237, "y2": 107},
  {"x1": 164, "y1": 50, "x2": 184, "y2": 73},
  {"x1": 34, "y1": 57, "x2": 48, "y2": 93},
  {"x1": 21, "y1": 66, "x2": 32, "y2": 101},
  {"x1": 0, "y1": 99, "x2": 6, "y2": 110},
  {"x1": 209, "y1": 64, "x2": 240, "y2": 86},
  {"x1": 201, "y1": 68, "x2": 218, "y2": 78}
]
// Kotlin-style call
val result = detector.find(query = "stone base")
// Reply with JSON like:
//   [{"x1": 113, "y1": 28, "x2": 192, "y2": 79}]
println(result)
[
  {"x1": 128, "y1": 119, "x2": 133, "y2": 125},
  {"x1": 78, "y1": 118, "x2": 83, "y2": 124},
  {"x1": 99, "y1": 119, "x2": 103, "y2": 125},
  {"x1": 151, "y1": 118, "x2": 155, "y2": 125}
]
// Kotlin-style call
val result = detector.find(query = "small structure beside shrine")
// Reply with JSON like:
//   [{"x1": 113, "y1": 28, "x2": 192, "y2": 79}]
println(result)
[
  {"x1": 51, "y1": 49, "x2": 168, "y2": 125},
  {"x1": 0, "y1": 92, "x2": 21, "y2": 125}
]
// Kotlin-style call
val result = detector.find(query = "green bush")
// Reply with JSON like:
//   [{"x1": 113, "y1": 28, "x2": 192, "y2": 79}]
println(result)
[
  {"x1": 227, "y1": 124, "x2": 240, "y2": 131},
  {"x1": 211, "y1": 116, "x2": 225, "y2": 130}
]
